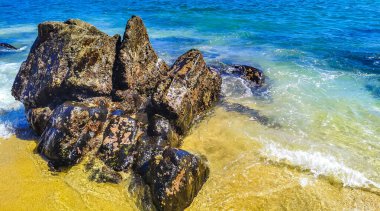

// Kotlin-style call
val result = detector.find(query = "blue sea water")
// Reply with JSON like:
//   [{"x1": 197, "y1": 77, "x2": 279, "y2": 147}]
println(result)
[{"x1": 0, "y1": 0, "x2": 379, "y2": 189}]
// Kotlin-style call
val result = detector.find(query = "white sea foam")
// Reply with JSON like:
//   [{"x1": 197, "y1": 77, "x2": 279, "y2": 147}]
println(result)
[
  {"x1": 261, "y1": 143, "x2": 380, "y2": 189},
  {"x1": 0, "y1": 25, "x2": 36, "y2": 35},
  {"x1": 0, "y1": 122, "x2": 14, "y2": 139},
  {"x1": 221, "y1": 75, "x2": 252, "y2": 98},
  {"x1": 0, "y1": 62, "x2": 25, "y2": 139}
]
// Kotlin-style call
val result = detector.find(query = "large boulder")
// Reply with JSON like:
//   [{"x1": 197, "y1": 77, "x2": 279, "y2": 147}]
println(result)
[
  {"x1": 11, "y1": 16, "x2": 221, "y2": 210},
  {"x1": 138, "y1": 148, "x2": 209, "y2": 211},
  {"x1": 11, "y1": 19, "x2": 120, "y2": 108},
  {"x1": 152, "y1": 49, "x2": 221, "y2": 135},
  {"x1": 115, "y1": 16, "x2": 169, "y2": 95},
  {"x1": 37, "y1": 98, "x2": 109, "y2": 166}
]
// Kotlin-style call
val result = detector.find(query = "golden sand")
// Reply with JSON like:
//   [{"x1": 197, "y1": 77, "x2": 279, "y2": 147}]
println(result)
[{"x1": 0, "y1": 107, "x2": 379, "y2": 210}]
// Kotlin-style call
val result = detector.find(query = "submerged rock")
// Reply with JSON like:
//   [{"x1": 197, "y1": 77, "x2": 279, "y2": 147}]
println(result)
[
  {"x1": 153, "y1": 49, "x2": 222, "y2": 135},
  {"x1": 115, "y1": 16, "x2": 169, "y2": 95},
  {"x1": 11, "y1": 19, "x2": 120, "y2": 108},
  {"x1": 231, "y1": 65, "x2": 265, "y2": 86},
  {"x1": 85, "y1": 158, "x2": 123, "y2": 184},
  {"x1": 139, "y1": 148, "x2": 209, "y2": 211}
]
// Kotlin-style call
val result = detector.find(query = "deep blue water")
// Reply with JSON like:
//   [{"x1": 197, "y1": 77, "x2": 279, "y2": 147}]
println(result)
[{"x1": 0, "y1": 0, "x2": 380, "y2": 188}]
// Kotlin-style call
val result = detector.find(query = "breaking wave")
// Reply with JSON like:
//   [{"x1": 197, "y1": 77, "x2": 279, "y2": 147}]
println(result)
[{"x1": 261, "y1": 143, "x2": 380, "y2": 189}]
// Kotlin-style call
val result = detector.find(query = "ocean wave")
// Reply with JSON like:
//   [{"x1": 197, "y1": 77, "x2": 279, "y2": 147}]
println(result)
[
  {"x1": 261, "y1": 143, "x2": 380, "y2": 189},
  {"x1": 0, "y1": 25, "x2": 36, "y2": 35},
  {"x1": 221, "y1": 75, "x2": 253, "y2": 98}
]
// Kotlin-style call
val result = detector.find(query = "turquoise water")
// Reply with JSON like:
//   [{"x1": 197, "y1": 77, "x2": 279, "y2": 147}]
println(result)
[{"x1": 0, "y1": 0, "x2": 379, "y2": 189}]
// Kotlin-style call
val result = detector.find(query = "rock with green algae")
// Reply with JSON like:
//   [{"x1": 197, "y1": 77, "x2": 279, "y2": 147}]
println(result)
[{"x1": 85, "y1": 158, "x2": 123, "y2": 184}]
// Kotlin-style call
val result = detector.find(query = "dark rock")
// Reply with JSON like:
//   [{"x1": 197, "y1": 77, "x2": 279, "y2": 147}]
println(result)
[
  {"x1": 98, "y1": 114, "x2": 144, "y2": 171},
  {"x1": 220, "y1": 101, "x2": 281, "y2": 128},
  {"x1": 231, "y1": 65, "x2": 265, "y2": 86},
  {"x1": 148, "y1": 114, "x2": 180, "y2": 148},
  {"x1": 152, "y1": 49, "x2": 221, "y2": 135},
  {"x1": 115, "y1": 16, "x2": 169, "y2": 95},
  {"x1": 11, "y1": 19, "x2": 120, "y2": 108},
  {"x1": 37, "y1": 98, "x2": 109, "y2": 166},
  {"x1": 86, "y1": 159, "x2": 123, "y2": 184},
  {"x1": 128, "y1": 174, "x2": 156, "y2": 211},
  {"x1": 11, "y1": 16, "x2": 220, "y2": 210},
  {"x1": 0, "y1": 42, "x2": 18, "y2": 50},
  {"x1": 140, "y1": 148, "x2": 209, "y2": 211},
  {"x1": 26, "y1": 106, "x2": 53, "y2": 135},
  {"x1": 113, "y1": 89, "x2": 149, "y2": 112}
]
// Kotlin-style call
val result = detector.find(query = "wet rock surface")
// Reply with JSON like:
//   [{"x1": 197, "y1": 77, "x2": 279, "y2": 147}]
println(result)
[
  {"x1": 152, "y1": 49, "x2": 222, "y2": 135},
  {"x1": 138, "y1": 148, "x2": 209, "y2": 211},
  {"x1": 37, "y1": 98, "x2": 108, "y2": 166},
  {"x1": 11, "y1": 19, "x2": 119, "y2": 108},
  {"x1": 115, "y1": 16, "x2": 169, "y2": 95},
  {"x1": 98, "y1": 114, "x2": 143, "y2": 171},
  {"x1": 10, "y1": 15, "x2": 268, "y2": 210}
]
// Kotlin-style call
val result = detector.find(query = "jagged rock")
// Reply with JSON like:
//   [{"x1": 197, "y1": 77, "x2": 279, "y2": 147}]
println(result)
[
  {"x1": 11, "y1": 16, "x2": 221, "y2": 210},
  {"x1": 139, "y1": 148, "x2": 209, "y2": 211},
  {"x1": 0, "y1": 42, "x2": 18, "y2": 50},
  {"x1": 37, "y1": 98, "x2": 109, "y2": 166},
  {"x1": 115, "y1": 16, "x2": 169, "y2": 95},
  {"x1": 98, "y1": 113, "x2": 144, "y2": 171},
  {"x1": 152, "y1": 49, "x2": 221, "y2": 135},
  {"x1": 26, "y1": 106, "x2": 53, "y2": 135},
  {"x1": 11, "y1": 19, "x2": 120, "y2": 108}
]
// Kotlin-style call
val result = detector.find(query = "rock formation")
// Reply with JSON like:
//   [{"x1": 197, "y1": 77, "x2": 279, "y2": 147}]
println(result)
[{"x1": 12, "y1": 16, "x2": 222, "y2": 210}]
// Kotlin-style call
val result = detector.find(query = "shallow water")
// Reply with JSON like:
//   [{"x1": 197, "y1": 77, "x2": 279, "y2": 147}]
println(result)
[{"x1": 1, "y1": 0, "x2": 380, "y2": 209}]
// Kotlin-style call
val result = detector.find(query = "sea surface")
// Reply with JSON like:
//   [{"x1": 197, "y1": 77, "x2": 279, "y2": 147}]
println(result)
[{"x1": 0, "y1": 0, "x2": 379, "y2": 210}]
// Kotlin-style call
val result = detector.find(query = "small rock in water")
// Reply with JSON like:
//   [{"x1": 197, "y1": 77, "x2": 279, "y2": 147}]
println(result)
[{"x1": 0, "y1": 42, "x2": 18, "y2": 50}]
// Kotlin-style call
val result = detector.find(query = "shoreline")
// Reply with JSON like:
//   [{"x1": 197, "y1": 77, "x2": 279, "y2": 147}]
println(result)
[{"x1": 1, "y1": 107, "x2": 379, "y2": 210}]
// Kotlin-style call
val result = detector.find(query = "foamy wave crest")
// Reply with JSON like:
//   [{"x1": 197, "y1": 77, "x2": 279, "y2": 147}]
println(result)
[
  {"x1": 0, "y1": 25, "x2": 36, "y2": 35},
  {"x1": 0, "y1": 122, "x2": 15, "y2": 139},
  {"x1": 261, "y1": 143, "x2": 380, "y2": 189},
  {"x1": 221, "y1": 75, "x2": 252, "y2": 98},
  {"x1": 0, "y1": 62, "x2": 29, "y2": 139}
]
